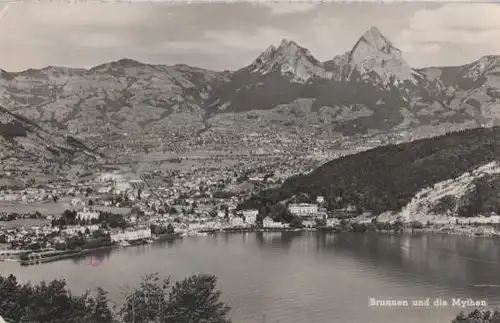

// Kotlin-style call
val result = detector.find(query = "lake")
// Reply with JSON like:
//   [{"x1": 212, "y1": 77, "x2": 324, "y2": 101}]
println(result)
[{"x1": 2, "y1": 232, "x2": 500, "y2": 323}]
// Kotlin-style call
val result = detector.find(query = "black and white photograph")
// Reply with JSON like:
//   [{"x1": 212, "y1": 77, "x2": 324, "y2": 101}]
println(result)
[{"x1": 1, "y1": 1, "x2": 500, "y2": 322}]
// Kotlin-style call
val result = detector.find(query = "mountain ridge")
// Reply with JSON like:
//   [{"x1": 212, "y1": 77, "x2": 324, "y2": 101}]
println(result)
[
  {"x1": 1, "y1": 26, "x2": 499, "y2": 157},
  {"x1": 0, "y1": 103, "x2": 103, "y2": 184},
  {"x1": 2, "y1": 27, "x2": 497, "y2": 77}
]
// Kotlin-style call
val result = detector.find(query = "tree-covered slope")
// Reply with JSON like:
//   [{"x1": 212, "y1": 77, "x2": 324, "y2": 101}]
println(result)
[{"x1": 241, "y1": 127, "x2": 500, "y2": 214}]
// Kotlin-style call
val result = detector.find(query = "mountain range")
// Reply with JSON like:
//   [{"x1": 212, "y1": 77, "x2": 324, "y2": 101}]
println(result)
[{"x1": 1, "y1": 26, "x2": 499, "y2": 157}]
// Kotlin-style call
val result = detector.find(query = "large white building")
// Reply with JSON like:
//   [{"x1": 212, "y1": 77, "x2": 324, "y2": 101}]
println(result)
[
  {"x1": 99, "y1": 172, "x2": 124, "y2": 183},
  {"x1": 77, "y1": 209, "x2": 100, "y2": 221},
  {"x1": 62, "y1": 225, "x2": 100, "y2": 235},
  {"x1": 263, "y1": 217, "x2": 288, "y2": 228},
  {"x1": 242, "y1": 209, "x2": 258, "y2": 225},
  {"x1": 288, "y1": 203, "x2": 319, "y2": 218},
  {"x1": 114, "y1": 181, "x2": 132, "y2": 194},
  {"x1": 110, "y1": 228, "x2": 152, "y2": 242}
]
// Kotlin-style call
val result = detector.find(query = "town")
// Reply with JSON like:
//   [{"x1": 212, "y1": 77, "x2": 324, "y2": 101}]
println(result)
[
  {"x1": 4, "y1": 146, "x2": 500, "y2": 266},
  {"x1": 0, "y1": 154, "x2": 338, "y2": 265}
]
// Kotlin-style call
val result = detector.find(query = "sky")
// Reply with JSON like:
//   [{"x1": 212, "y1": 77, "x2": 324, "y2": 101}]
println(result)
[{"x1": 0, "y1": 1, "x2": 500, "y2": 72}]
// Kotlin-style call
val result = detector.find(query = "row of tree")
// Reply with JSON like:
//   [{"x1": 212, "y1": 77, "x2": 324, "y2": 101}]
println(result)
[
  {"x1": 51, "y1": 210, "x2": 128, "y2": 230},
  {"x1": 453, "y1": 309, "x2": 500, "y2": 322},
  {"x1": 1, "y1": 273, "x2": 496, "y2": 323},
  {"x1": 0, "y1": 272, "x2": 231, "y2": 323},
  {"x1": 0, "y1": 211, "x2": 43, "y2": 222}
]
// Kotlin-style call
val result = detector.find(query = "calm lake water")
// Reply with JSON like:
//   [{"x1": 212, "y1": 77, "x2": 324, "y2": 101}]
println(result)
[{"x1": 2, "y1": 232, "x2": 500, "y2": 323}]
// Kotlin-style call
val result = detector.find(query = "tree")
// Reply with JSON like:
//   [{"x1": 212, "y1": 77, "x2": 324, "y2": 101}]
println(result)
[
  {"x1": 393, "y1": 220, "x2": 404, "y2": 233},
  {"x1": 411, "y1": 221, "x2": 423, "y2": 229},
  {"x1": 120, "y1": 273, "x2": 170, "y2": 323},
  {"x1": 289, "y1": 217, "x2": 304, "y2": 228},
  {"x1": 89, "y1": 287, "x2": 113, "y2": 323},
  {"x1": 20, "y1": 279, "x2": 92, "y2": 323},
  {"x1": 163, "y1": 274, "x2": 231, "y2": 323},
  {"x1": 27, "y1": 178, "x2": 35, "y2": 187},
  {"x1": 166, "y1": 224, "x2": 175, "y2": 235},
  {"x1": 315, "y1": 218, "x2": 327, "y2": 227},
  {"x1": 431, "y1": 195, "x2": 456, "y2": 214},
  {"x1": 452, "y1": 309, "x2": 500, "y2": 323},
  {"x1": 453, "y1": 311, "x2": 467, "y2": 322},
  {"x1": 491, "y1": 310, "x2": 500, "y2": 323},
  {"x1": 339, "y1": 219, "x2": 352, "y2": 232},
  {"x1": 207, "y1": 208, "x2": 217, "y2": 218},
  {"x1": 1, "y1": 272, "x2": 232, "y2": 323},
  {"x1": 0, "y1": 274, "x2": 22, "y2": 321},
  {"x1": 62, "y1": 209, "x2": 77, "y2": 225}
]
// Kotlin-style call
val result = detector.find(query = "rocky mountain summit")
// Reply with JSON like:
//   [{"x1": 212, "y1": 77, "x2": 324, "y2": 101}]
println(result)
[
  {"x1": 249, "y1": 39, "x2": 333, "y2": 83},
  {"x1": 0, "y1": 27, "x2": 499, "y2": 156},
  {"x1": 324, "y1": 27, "x2": 424, "y2": 87}
]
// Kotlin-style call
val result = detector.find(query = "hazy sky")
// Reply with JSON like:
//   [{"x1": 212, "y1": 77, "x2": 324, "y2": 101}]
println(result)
[{"x1": 0, "y1": 1, "x2": 499, "y2": 72}]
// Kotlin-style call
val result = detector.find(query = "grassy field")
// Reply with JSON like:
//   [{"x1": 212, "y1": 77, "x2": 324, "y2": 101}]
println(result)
[
  {"x1": 0, "y1": 201, "x2": 131, "y2": 217},
  {"x1": 0, "y1": 201, "x2": 70, "y2": 215},
  {"x1": 0, "y1": 218, "x2": 50, "y2": 229}
]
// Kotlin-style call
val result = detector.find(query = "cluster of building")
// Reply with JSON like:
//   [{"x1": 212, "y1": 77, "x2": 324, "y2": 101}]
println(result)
[
  {"x1": 0, "y1": 153, "x2": 335, "y2": 256},
  {"x1": 0, "y1": 187, "x2": 59, "y2": 203},
  {"x1": 76, "y1": 209, "x2": 100, "y2": 221},
  {"x1": 110, "y1": 227, "x2": 152, "y2": 243}
]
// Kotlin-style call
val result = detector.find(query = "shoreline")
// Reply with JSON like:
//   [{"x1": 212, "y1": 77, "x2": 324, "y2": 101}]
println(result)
[
  {"x1": 201, "y1": 227, "x2": 311, "y2": 234},
  {"x1": 9, "y1": 224, "x2": 500, "y2": 266},
  {"x1": 201, "y1": 224, "x2": 500, "y2": 238},
  {"x1": 16, "y1": 234, "x2": 183, "y2": 266},
  {"x1": 19, "y1": 245, "x2": 115, "y2": 266}
]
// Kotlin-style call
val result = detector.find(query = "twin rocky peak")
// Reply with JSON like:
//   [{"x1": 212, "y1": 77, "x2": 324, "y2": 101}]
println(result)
[{"x1": 249, "y1": 26, "x2": 421, "y2": 86}]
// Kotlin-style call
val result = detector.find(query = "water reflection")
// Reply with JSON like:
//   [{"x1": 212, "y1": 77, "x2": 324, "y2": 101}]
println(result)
[
  {"x1": 255, "y1": 231, "x2": 302, "y2": 251},
  {"x1": 325, "y1": 232, "x2": 500, "y2": 294},
  {"x1": 5, "y1": 232, "x2": 500, "y2": 323},
  {"x1": 68, "y1": 247, "x2": 113, "y2": 266},
  {"x1": 151, "y1": 238, "x2": 180, "y2": 250}
]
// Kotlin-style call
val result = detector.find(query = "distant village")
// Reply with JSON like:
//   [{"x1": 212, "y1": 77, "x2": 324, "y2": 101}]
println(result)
[{"x1": 0, "y1": 160, "x2": 338, "y2": 263}]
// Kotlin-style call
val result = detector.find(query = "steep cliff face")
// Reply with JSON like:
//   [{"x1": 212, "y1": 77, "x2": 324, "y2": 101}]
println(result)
[
  {"x1": 400, "y1": 162, "x2": 500, "y2": 221},
  {"x1": 339, "y1": 27, "x2": 423, "y2": 87},
  {"x1": 249, "y1": 39, "x2": 333, "y2": 83}
]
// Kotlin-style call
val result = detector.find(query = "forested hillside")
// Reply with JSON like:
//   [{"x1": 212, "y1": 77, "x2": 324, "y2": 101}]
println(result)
[{"x1": 241, "y1": 127, "x2": 500, "y2": 215}]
